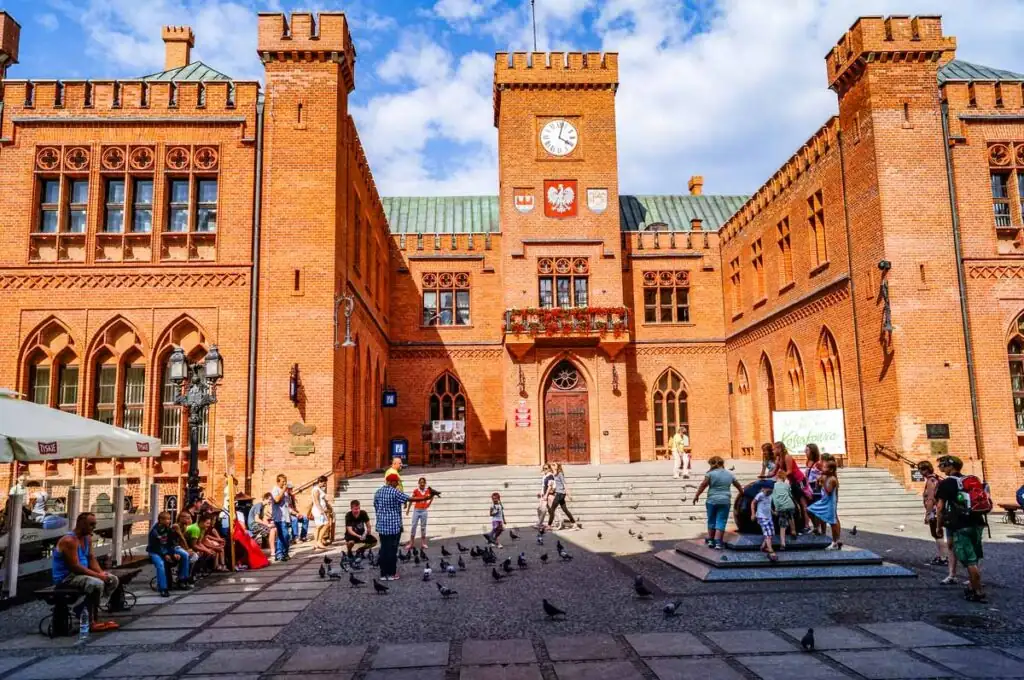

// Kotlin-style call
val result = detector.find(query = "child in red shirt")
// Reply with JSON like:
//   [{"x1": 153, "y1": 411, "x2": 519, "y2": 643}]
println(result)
[{"x1": 405, "y1": 477, "x2": 433, "y2": 550}]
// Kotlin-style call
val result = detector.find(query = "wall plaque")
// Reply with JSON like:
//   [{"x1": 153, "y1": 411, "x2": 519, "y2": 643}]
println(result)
[
  {"x1": 926, "y1": 423, "x2": 950, "y2": 439},
  {"x1": 289, "y1": 422, "x2": 316, "y2": 456}
]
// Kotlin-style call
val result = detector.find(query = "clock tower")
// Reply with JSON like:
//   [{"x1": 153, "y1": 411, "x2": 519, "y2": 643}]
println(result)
[{"x1": 494, "y1": 52, "x2": 629, "y2": 467}]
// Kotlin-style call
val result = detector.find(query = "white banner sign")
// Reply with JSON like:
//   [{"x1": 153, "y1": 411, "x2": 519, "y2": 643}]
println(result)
[{"x1": 771, "y1": 409, "x2": 846, "y2": 455}]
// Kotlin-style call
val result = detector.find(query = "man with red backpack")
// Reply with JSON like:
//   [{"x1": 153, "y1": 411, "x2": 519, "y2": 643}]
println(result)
[{"x1": 935, "y1": 455, "x2": 992, "y2": 603}]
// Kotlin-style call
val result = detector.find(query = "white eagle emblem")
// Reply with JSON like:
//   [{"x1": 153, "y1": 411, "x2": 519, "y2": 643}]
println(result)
[{"x1": 547, "y1": 183, "x2": 575, "y2": 214}]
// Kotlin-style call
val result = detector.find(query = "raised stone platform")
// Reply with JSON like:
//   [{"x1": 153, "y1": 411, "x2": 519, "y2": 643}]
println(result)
[{"x1": 655, "y1": 532, "x2": 916, "y2": 582}]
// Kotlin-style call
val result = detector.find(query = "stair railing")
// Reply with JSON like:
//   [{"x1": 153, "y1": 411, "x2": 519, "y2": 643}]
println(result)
[{"x1": 873, "y1": 443, "x2": 919, "y2": 469}]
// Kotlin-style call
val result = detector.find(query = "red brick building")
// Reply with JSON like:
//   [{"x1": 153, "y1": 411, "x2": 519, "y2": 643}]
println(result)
[{"x1": 1, "y1": 11, "x2": 1021, "y2": 502}]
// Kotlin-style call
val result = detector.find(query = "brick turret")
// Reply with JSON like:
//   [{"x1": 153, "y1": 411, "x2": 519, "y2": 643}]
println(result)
[
  {"x1": 161, "y1": 25, "x2": 194, "y2": 70},
  {"x1": 257, "y1": 12, "x2": 355, "y2": 92},
  {"x1": 0, "y1": 11, "x2": 21, "y2": 80}
]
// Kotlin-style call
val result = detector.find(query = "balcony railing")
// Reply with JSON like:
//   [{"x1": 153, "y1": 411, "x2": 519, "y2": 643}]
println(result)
[{"x1": 503, "y1": 306, "x2": 630, "y2": 338}]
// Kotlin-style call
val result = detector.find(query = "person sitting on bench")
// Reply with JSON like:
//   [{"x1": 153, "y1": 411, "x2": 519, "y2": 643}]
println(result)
[{"x1": 51, "y1": 512, "x2": 120, "y2": 632}]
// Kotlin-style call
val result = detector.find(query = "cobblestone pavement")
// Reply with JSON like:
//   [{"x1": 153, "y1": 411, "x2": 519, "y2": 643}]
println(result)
[{"x1": 0, "y1": 520, "x2": 1021, "y2": 679}]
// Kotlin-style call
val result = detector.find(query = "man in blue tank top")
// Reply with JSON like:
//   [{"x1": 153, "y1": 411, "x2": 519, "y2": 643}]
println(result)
[{"x1": 51, "y1": 512, "x2": 120, "y2": 632}]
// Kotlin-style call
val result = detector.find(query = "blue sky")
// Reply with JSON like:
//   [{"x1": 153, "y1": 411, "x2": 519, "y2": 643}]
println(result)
[{"x1": 6, "y1": 0, "x2": 1024, "y2": 197}]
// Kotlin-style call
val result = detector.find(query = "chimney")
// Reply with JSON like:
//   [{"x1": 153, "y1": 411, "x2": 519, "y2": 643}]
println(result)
[
  {"x1": 162, "y1": 25, "x2": 194, "y2": 70},
  {"x1": 0, "y1": 12, "x2": 21, "y2": 80},
  {"x1": 688, "y1": 175, "x2": 704, "y2": 196},
  {"x1": 690, "y1": 218, "x2": 703, "y2": 232}
]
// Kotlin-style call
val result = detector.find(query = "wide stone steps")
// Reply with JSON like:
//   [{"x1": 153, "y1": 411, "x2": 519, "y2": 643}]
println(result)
[{"x1": 332, "y1": 467, "x2": 923, "y2": 535}]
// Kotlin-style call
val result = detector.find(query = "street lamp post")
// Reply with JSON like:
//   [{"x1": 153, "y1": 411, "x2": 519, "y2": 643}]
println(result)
[{"x1": 168, "y1": 345, "x2": 223, "y2": 507}]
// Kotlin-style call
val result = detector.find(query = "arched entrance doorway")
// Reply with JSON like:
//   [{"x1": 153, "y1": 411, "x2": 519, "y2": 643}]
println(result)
[{"x1": 543, "y1": 360, "x2": 590, "y2": 464}]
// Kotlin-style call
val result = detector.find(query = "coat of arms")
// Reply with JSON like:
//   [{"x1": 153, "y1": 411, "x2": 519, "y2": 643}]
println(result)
[
  {"x1": 513, "y1": 189, "x2": 535, "y2": 214},
  {"x1": 587, "y1": 188, "x2": 609, "y2": 214},
  {"x1": 544, "y1": 180, "x2": 578, "y2": 218}
]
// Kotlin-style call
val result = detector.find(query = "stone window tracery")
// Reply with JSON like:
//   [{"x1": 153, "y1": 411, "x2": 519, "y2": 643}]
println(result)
[
  {"x1": 422, "y1": 272, "x2": 471, "y2": 326},
  {"x1": 538, "y1": 257, "x2": 589, "y2": 309},
  {"x1": 988, "y1": 142, "x2": 1024, "y2": 229},
  {"x1": 652, "y1": 369, "x2": 688, "y2": 460}
]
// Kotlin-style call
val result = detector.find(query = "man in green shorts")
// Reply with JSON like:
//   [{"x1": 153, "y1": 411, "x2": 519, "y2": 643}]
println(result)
[{"x1": 935, "y1": 455, "x2": 986, "y2": 603}]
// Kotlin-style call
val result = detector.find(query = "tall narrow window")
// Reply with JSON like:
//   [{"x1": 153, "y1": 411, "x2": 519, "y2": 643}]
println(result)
[
  {"x1": 196, "y1": 179, "x2": 218, "y2": 232},
  {"x1": 58, "y1": 365, "x2": 78, "y2": 413},
  {"x1": 39, "y1": 179, "x2": 60, "y2": 233},
  {"x1": 105, "y1": 179, "x2": 125, "y2": 233},
  {"x1": 785, "y1": 342, "x2": 806, "y2": 410},
  {"x1": 95, "y1": 364, "x2": 116, "y2": 425},
  {"x1": 1018, "y1": 173, "x2": 1024, "y2": 224},
  {"x1": 167, "y1": 179, "x2": 190, "y2": 232},
  {"x1": 729, "y1": 257, "x2": 742, "y2": 314},
  {"x1": 652, "y1": 369, "x2": 688, "y2": 459},
  {"x1": 67, "y1": 180, "x2": 89, "y2": 233},
  {"x1": 992, "y1": 172, "x2": 1012, "y2": 227},
  {"x1": 353, "y1": 194, "x2": 362, "y2": 274},
  {"x1": 818, "y1": 329, "x2": 843, "y2": 409},
  {"x1": 807, "y1": 190, "x2": 826, "y2": 267},
  {"x1": 751, "y1": 238, "x2": 765, "y2": 301},
  {"x1": 30, "y1": 365, "x2": 51, "y2": 405},
  {"x1": 123, "y1": 364, "x2": 145, "y2": 433},
  {"x1": 777, "y1": 217, "x2": 793, "y2": 288},
  {"x1": 539, "y1": 278, "x2": 554, "y2": 308},
  {"x1": 133, "y1": 179, "x2": 154, "y2": 233},
  {"x1": 1010, "y1": 335, "x2": 1024, "y2": 432},
  {"x1": 161, "y1": 360, "x2": 182, "y2": 446}
]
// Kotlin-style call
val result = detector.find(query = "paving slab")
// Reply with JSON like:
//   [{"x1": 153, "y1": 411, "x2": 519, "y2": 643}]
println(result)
[
  {"x1": 151, "y1": 601, "x2": 235, "y2": 616},
  {"x1": 646, "y1": 658, "x2": 746, "y2": 680},
  {"x1": 1002, "y1": 647, "x2": 1024, "y2": 661},
  {"x1": 546, "y1": 634, "x2": 624, "y2": 661},
  {"x1": 95, "y1": 651, "x2": 202, "y2": 677},
  {"x1": 266, "y1": 675, "x2": 352, "y2": 680},
  {"x1": 552, "y1": 661, "x2": 643, "y2": 680},
  {"x1": 0, "y1": 658, "x2": 36, "y2": 676},
  {"x1": 783, "y1": 627, "x2": 883, "y2": 651},
  {"x1": 192, "y1": 585, "x2": 262, "y2": 594},
  {"x1": 176, "y1": 592, "x2": 250, "y2": 604},
  {"x1": 705, "y1": 630, "x2": 796, "y2": 654},
  {"x1": 212, "y1": 612, "x2": 299, "y2": 627},
  {"x1": 461, "y1": 638, "x2": 536, "y2": 665},
  {"x1": 826, "y1": 650, "x2": 949, "y2": 679},
  {"x1": 737, "y1": 654, "x2": 853, "y2": 680},
  {"x1": 135, "y1": 595, "x2": 184, "y2": 605},
  {"x1": 263, "y1": 583, "x2": 330, "y2": 593},
  {"x1": 249, "y1": 592, "x2": 317, "y2": 602},
  {"x1": 460, "y1": 665, "x2": 542, "y2": 680},
  {"x1": 90, "y1": 629, "x2": 191, "y2": 646},
  {"x1": 183, "y1": 675, "x2": 260, "y2": 680},
  {"x1": 121, "y1": 614, "x2": 216, "y2": 630},
  {"x1": 186, "y1": 648, "x2": 285, "y2": 675},
  {"x1": 858, "y1": 622, "x2": 971, "y2": 647},
  {"x1": 914, "y1": 647, "x2": 1024, "y2": 678},
  {"x1": 8, "y1": 654, "x2": 119, "y2": 680},
  {"x1": 364, "y1": 670, "x2": 445, "y2": 680},
  {"x1": 188, "y1": 626, "x2": 283, "y2": 643},
  {"x1": 372, "y1": 642, "x2": 449, "y2": 669},
  {"x1": 279, "y1": 645, "x2": 367, "y2": 672},
  {"x1": 233, "y1": 600, "x2": 311, "y2": 613},
  {"x1": 626, "y1": 632, "x2": 712, "y2": 657},
  {"x1": 3, "y1": 635, "x2": 81, "y2": 650}
]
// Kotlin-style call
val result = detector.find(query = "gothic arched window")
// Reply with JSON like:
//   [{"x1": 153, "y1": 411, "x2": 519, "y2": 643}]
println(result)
[{"x1": 652, "y1": 369, "x2": 688, "y2": 459}]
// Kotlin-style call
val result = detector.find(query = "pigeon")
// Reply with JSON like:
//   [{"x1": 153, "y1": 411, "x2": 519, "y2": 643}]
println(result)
[
  {"x1": 349, "y1": 572, "x2": 364, "y2": 587},
  {"x1": 801, "y1": 628, "x2": 815, "y2": 651},
  {"x1": 628, "y1": 529, "x2": 635, "y2": 536},
  {"x1": 503, "y1": 558, "x2": 515, "y2": 574},
  {"x1": 597, "y1": 531, "x2": 603, "y2": 540},
  {"x1": 637, "y1": 534, "x2": 644, "y2": 541},
  {"x1": 457, "y1": 542, "x2": 469, "y2": 553},
  {"x1": 509, "y1": 529, "x2": 520, "y2": 540},
  {"x1": 559, "y1": 549, "x2": 573, "y2": 561},
  {"x1": 420, "y1": 549, "x2": 429, "y2": 562},
  {"x1": 398, "y1": 550, "x2": 411, "y2": 563},
  {"x1": 318, "y1": 563, "x2": 326, "y2": 579},
  {"x1": 634, "y1": 575, "x2": 653, "y2": 598},
  {"x1": 372, "y1": 579, "x2": 389, "y2": 594},
  {"x1": 688, "y1": 515, "x2": 697, "y2": 521},
  {"x1": 663, "y1": 600, "x2": 682, "y2": 617},
  {"x1": 439, "y1": 559, "x2": 450, "y2": 571},
  {"x1": 437, "y1": 582, "x2": 457, "y2": 598},
  {"x1": 613, "y1": 491, "x2": 623, "y2": 499},
  {"x1": 414, "y1": 553, "x2": 421, "y2": 566},
  {"x1": 729, "y1": 465, "x2": 736, "y2": 471},
  {"x1": 469, "y1": 546, "x2": 480, "y2": 559},
  {"x1": 665, "y1": 515, "x2": 674, "y2": 522},
  {"x1": 679, "y1": 495, "x2": 688, "y2": 502},
  {"x1": 491, "y1": 568, "x2": 505, "y2": 582},
  {"x1": 596, "y1": 473, "x2": 602, "y2": 481},
  {"x1": 850, "y1": 526, "x2": 858, "y2": 536},
  {"x1": 536, "y1": 534, "x2": 544, "y2": 545},
  {"x1": 542, "y1": 599, "x2": 566, "y2": 619},
  {"x1": 721, "y1": 555, "x2": 729, "y2": 561},
  {"x1": 629, "y1": 502, "x2": 640, "y2": 510},
  {"x1": 637, "y1": 515, "x2": 647, "y2": 521},
  {"x1": 327, "y1": 565, "x2": 341, "y2": 581},
  {"x1": 896, "y1": 525, "x2": 906, "y2": 532},
  {"x1": 556, "y1": 540, "x2": 564, "y2": 552},
  {"x1": 458, "y1": 555, "x2": 467, "y2": 570},
  {"x1": 504, "y1": 481, "x2": 509, "y2": 488},
  {"x1": 540, "y1": 553, "x2": 549, "y2": 564},
  {"x1": 422, "y1": 567, "x2": 432, "y2": 582},
  {"x1": 447, "y1": 565, "x2": 457, "y2": 577},
  {"x1": 441, "y1": 545, "x2": 452, "y2": 557},
  {"x1": 518, "y1": 552, "x2": 528, "y2": 569}
]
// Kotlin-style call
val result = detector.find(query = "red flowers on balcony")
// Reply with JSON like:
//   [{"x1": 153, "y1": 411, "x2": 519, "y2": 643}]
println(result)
[{"x1": 503, "y1": 306, "x2": 629, "y2": 337}]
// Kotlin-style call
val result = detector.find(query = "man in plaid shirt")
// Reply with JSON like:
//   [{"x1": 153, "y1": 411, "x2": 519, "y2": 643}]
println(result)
[{"x1": 374, "y1": 474, "x2": 438, "y2": 580}]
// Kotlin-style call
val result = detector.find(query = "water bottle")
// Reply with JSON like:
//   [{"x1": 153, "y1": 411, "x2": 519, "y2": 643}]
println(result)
[{"x1": 78, "y1": 607, "x2": 90, "y2": 643}]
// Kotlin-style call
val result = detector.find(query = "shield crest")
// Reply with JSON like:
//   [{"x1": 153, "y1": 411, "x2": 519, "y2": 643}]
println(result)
[
  {"x1": 587, "y1": 188, "x2": 609, "y2": 214},
  {"x1": 513, "y1": 189, "x2": 535, "y2": 214},
  {"x1": 544, "y1": 180, "x2": 578, "y2": 218}
]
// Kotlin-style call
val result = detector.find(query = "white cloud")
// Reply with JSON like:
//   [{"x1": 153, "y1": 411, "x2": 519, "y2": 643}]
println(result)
[
  {"x1": 35, "y1": 13, "x2": 60, "y2": 31},
  {"x1": 433, "y1": 0, "x2": 498, "y2": 22}
]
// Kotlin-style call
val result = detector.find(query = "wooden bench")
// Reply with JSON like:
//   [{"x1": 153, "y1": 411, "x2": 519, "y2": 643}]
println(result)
[
  {"x1": 34, "y1": 585, "x2": 83, "y2": 638},
  {"x1": 998, "y1": 503, "x2": 1021, "y2": 525}
]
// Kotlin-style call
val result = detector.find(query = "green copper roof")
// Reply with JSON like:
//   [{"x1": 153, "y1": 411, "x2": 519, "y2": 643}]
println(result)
[
  {"x1": 382, "y1": 194, "x2": 747, "y2": 234},
  {"x1": 139, "y1": 61, "x2": 232, "y2": 82},
  {"x1": 938, "y1": 59, "x2": 1024, "y2": 85},
  {"x1": 383, "y1": 196, "x2": 500, "y2": 234},
  {"x1": 620, "y1": 195, "x2": 748, "y2": 232}
]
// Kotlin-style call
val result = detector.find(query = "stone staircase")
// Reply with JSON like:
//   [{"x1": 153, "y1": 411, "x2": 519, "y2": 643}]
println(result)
[{"x1": 332, "y1": 462, "x2": 924, "y2": 538}]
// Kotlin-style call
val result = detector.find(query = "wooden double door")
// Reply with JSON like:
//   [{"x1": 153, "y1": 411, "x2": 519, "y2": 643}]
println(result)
[{"x1": 544, "y1": 361, "x2": 590, "y2": 464}]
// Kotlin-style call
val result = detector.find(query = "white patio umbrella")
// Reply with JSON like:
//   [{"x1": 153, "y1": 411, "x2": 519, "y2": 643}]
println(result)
[{"x1": 0, "y1": 388, "x2": 159, "y2": 462}]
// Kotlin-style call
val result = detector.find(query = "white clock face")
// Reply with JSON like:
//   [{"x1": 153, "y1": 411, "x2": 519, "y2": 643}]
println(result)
[{"x1": 540, "y1": 119, "x2": 579, "y2": 157}]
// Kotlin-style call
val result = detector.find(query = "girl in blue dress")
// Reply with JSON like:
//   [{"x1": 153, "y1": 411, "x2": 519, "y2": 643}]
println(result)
[{"x1": 808, "y1": 459, "x2": 842, "y2": 550}]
